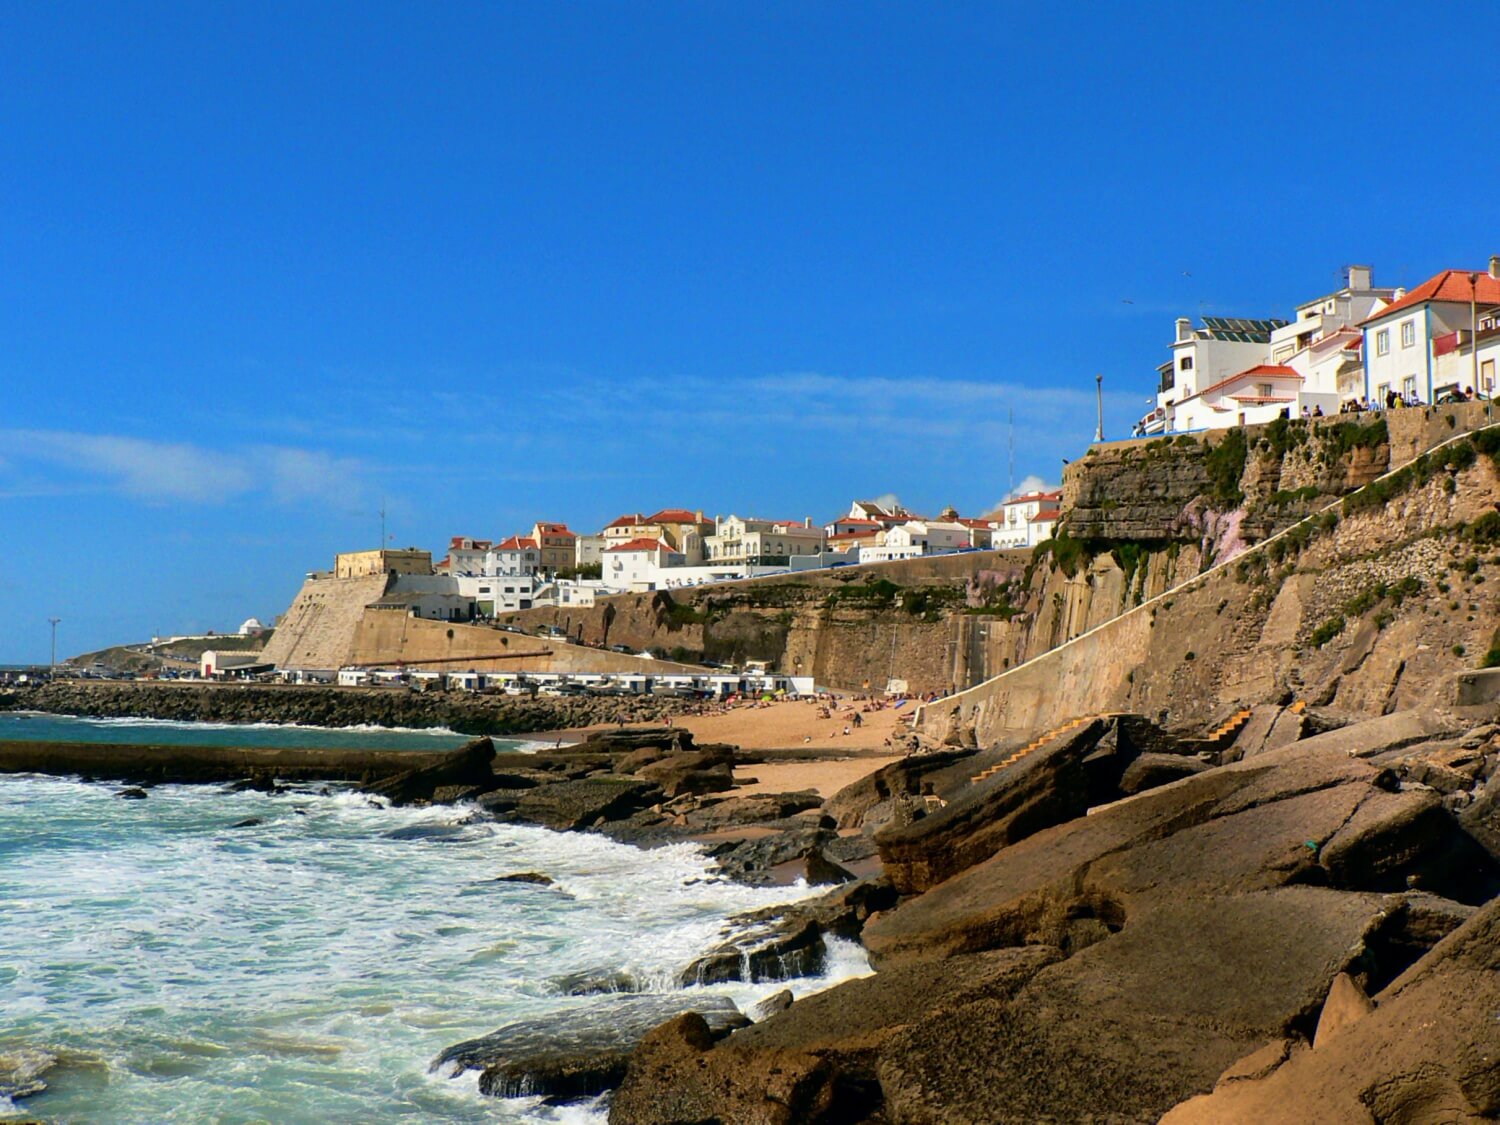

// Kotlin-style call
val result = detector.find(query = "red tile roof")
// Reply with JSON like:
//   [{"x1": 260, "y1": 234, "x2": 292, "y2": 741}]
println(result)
[
  {"x1": 1190, "y1": 364, "x2": 1303, "y2": 402},
  {"x1": 646, "y1": 508, "x2": 706, "y2": 524},
  {"x1": 1028, "y1": 508, "x2": 1061, "y2": 523},
  {"x1": 1360, "y1": 270, "x2": 1500, "y2": 326},
  {"x1": 534, "y1": 523, "x2": 576, "y2": 537},
  {"x1": 448, "y1": 536, "x2": 492, "y2": 550},
  {"x1": 605, "y1": 537, "x2": 675, "y2": 553},
  {"x1": 605, "y1": 514, "x2": 645, "y2": 529},
  {"x1": 496, "y1": 536, "x2": 539, "y2": 551}
]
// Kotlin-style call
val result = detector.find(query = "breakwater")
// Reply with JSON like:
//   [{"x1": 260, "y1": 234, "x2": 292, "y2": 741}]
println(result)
[{"x1": 0, "y1": 680, "x2": 695, "y2": 735}]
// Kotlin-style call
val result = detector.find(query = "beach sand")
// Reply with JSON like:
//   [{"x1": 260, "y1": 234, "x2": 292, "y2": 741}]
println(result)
[{"x1": 539, "y1": 696, "x2": 916, "y2": 798}]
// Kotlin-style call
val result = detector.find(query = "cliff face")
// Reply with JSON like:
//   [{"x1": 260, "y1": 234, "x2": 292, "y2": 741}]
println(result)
[{"x1": 923, "y1": 426, "x2": 1500, "y2": 743}]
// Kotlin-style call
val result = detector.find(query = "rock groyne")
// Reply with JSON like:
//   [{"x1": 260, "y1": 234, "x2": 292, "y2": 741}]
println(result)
[{"x1": 0, "y1": 680, "x2": 695, "y2": 735}]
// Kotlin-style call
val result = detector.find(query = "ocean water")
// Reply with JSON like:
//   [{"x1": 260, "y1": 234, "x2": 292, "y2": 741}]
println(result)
[
  {"x1": 0, "y1": 711, "x2": 476, "y2": 751},
  {"x1": 0, "y1": 716, "x2": 867, "y2": 1122}
]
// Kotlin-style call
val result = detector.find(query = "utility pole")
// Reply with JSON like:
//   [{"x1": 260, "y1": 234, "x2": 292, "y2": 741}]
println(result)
[
  {"x1": 48, "y1": 617, "x2": 60, "y2": 678},
  {"x1": 1094, "y1": 373, "x2": 1105, "y2": 443},
  {"x1": 1007, "y1": 409, "x2": 1015, "y2": 499}
]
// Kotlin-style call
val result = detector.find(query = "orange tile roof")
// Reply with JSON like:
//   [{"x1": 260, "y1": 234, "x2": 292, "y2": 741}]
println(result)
[
  {"x1": 496, "y1": 536, "x2": 539, "y2": 551},
  {"x1": 1360, "y1": 270, "x2": 1500, "y2": 326},
  {"x1": 605, "y1": 513, "x2": 645, "y2": 529}
]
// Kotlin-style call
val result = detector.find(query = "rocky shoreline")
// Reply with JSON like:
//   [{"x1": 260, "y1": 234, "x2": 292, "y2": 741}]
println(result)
[
  {"x1": 402, "y1": 703, "x2": 1500, "y2": 1122},
  {"x1": 8, "y1": 695, "x2": 1500, "y2": 1121},
  {"x1": 0, "y1": 680, "x2": 697, "y2": 735}
]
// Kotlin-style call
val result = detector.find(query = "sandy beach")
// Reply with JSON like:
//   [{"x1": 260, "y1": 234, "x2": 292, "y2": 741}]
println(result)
[{"x1": 540, "y1": 696, "x2": 916, "y2": 798}]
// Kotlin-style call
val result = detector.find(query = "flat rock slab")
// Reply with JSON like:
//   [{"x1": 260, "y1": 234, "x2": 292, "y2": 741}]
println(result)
[
  {"x1": 1161, "y1": 897, "x2": 1500, "y2": 1122},
  {"x1": 876, "y1": 888, "x2": 1393, "y2": 1125},
  {"x1": 434, "y1": 993, "x2": 747, "y2": 1101}
]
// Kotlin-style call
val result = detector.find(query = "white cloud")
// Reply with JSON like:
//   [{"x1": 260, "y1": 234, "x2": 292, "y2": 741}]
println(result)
[
  {"x1": 1000, "y1": 474, "x2": 1059, "y2": 503},
  {"x1": 0, "y1": 429, "x2": 372, "y2": 508}
]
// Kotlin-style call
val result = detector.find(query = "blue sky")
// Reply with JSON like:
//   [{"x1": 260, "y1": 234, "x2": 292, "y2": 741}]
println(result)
[{"x1": 3, "y1": 2, "x2": 1498, "y2": 661}]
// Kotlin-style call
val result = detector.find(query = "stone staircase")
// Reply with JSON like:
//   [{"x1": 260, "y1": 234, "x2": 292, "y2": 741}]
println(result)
[
  {"x1": 969, "y1": 715, "x2": 1097, "y2": 785},
  {"x1": 1207, "y1": 707, "x2": 1254, "y2": 744}
]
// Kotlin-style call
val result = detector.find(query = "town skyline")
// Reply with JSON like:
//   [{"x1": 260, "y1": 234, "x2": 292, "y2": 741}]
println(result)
[{"x1": 5, "y1": 4, "x2": 1500, "y2": 660}]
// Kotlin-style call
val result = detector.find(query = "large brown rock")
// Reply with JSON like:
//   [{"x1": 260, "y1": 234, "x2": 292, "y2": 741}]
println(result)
[
  {"x1": 875, "y1": 717, "x2": 1118, "y2": 894},
  {"x1": 1161, "y1": 897, "x2": 1500, "y2": 1123},
  {"x1": 875, "y1": 888, "x2": 1395, "y2": 1124},
  {"x1": 509, "y1": 776, "x2": 662, "y2": 830},
  {"x1": 359, "y1": 737, "x2": 497, "y2": 805},
  {"x1": 611, "y1": 947, "x2": 1060, "y2": 1125}
]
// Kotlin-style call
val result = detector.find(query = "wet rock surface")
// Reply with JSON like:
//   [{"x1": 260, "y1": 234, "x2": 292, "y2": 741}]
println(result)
[
  {"x1": 606, "y1": 708, "x2": 1500, "y2": 1124},
  {"x1": 433, "y1": 994, "x2": 749, "y2": 1101}
]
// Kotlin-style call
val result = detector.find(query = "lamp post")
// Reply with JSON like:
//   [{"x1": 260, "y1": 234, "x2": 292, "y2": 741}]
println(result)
[
  {"x1": 1472, "y1": 273, "x2": 1482, "y2": 395},
  {"x1": 48, "y1": 617, "x2": 60, "y2": 679},
  {"x1": 1094, "y1": 373, "x2": 1105, "y2": 443}
]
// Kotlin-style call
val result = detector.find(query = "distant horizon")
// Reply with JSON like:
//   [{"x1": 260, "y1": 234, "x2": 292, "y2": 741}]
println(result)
[{"x1": 5, "y1": 3, "x2": 1499, "y2": 661}]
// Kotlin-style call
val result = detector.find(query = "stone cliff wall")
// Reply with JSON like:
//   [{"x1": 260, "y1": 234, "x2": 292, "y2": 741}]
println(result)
[
  {"x1": 921, "y1": 429, "x2": 1500, "y2": 743},
  {"x1": 347, "y1": 614, "x2": 704, "y2": 674}
]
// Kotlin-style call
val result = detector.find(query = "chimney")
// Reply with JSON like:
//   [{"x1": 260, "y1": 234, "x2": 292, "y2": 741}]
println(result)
[
  {"x1": 804, "y1": 515, "x2": 813, "y2": 528},
  {"x1": 696, "y1": 510, "x2": 704, "y2": 523},
  {"x1": 1392, "y1": 287, "x2": 1406, "y2": 301},
  {"x1": 1175, "y1": 317, "x2": 1193, "y2": 343},
  {"x1": 1490, "y1": 255, "x2": 1500, "y2": 280},
  {"x1": 1346, "y1": 264, "x2": 1372, "y2": 291}
]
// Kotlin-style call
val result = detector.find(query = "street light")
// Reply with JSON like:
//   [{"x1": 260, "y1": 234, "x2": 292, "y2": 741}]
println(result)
[{"x1": 48, "y1": 617, "x2": 60, "y2": 679}]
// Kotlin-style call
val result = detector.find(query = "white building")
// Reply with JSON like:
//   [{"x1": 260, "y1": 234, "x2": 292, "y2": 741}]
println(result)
[
  {"x1": 1143, "y1": 315, "x2": 1286, "y2": 435},
  {"x1": 1172, "y1": 364, "x2": 1337, "y2": 430},
  {"x1": 1432, "y1": 304, "x2": 1500, "y2": 400},
  {"x1": 443, "y1": 537, "x2": 493, "y2": 578},
  {"x1": 704, "y1": 516, "x2": 826, "y2": 564},
  {"x1": 1361, "y1": 260, "x2": 1500, "y2": 405},
  {"x1": 200, "y1": 649, "x2": 270, "y2": 678},
  {"x1": 487, "y1": 536, "x2": 541, "y2": 577},
  {"x1": 992, "y1": 490, "x2": 1061, "y2": 549},
  {"x1": 1264, "y1": 266, "x2": 1395, "y2": 409},
  {"x1": 366, "y1": 589, "x2": 475, "y2": 622},
  {"x1": 603, "y1": 538, "x2": 685, "y2": 590}
]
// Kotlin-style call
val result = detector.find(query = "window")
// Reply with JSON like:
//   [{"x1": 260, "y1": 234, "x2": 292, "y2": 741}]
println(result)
[
  {"x1": 1257, "y1": 383, "x2": 1273, "y2": 397},
  {"x1": 1401, "y1": 321, "x2": 1415, "y2": 348},
  {"x1": 1403, "y1": 375, "x2": 1417, "y2": 400},
  {"x1": 1376, "y1": 329, "x2": 1390, "y2": 356},
  {"x1": 1180, "y1": 355, "x2": 1194, "y2": 371},
  {"x1": 1377, "y1": 383, "x2": 1391, "y2": 403}
]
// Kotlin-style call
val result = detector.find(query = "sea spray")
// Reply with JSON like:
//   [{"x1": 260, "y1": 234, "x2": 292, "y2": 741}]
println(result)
[{"x1": 0, "y1": 759, "x2": 870, "y2": 1123}]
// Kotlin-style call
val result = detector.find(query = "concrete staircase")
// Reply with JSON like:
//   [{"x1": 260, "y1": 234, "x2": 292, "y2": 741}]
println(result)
[{"x1": 969, "y1": 715, "x2": 1097, "y2": 785}]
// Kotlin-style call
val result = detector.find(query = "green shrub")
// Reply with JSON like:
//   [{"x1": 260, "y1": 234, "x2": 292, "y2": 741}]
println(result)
[
  {"x1": 1204, "y1": 429, "x2": 1248, "y2": 506},
  {"x1": 1310, "y1": 616, "x2": 1345, "y2": 647}
]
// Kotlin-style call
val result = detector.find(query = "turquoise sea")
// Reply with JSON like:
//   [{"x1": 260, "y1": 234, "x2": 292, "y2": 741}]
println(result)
[{"x1": 0, "y1": 714, "x2": 863, "y2": 1123}]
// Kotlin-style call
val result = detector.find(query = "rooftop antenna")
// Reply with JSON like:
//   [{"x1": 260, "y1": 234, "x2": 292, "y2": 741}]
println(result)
[
  {"x1": 1007, "y1": 409, "x2": 1015, "y2": 500},
  {"x1": 380, "y1": 501, "x2": 387, "y2": 550}
]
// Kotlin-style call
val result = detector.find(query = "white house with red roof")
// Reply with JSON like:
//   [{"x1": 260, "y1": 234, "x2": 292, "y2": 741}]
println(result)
[
  {"x1": 489, "y1": 536, "x2": 541, "y2": 576},
  {"x1": 991, "y1": 490, "x2": 1061, "y2": 549},
  {"x1": 1361, "y1": 258, "x2": 1500, "y2": 405},
  {"x1": 1142, "y1": 314, "x2": 1287, "y2": 435},
  {"x1": 1172, "y1": 364, "x2": 1335, "y2": 430}
]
